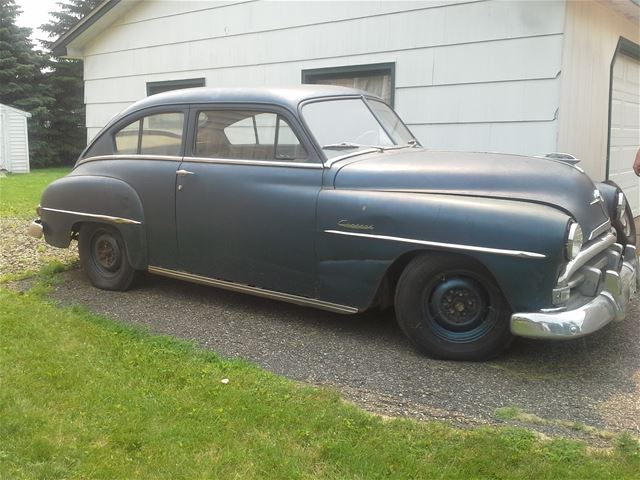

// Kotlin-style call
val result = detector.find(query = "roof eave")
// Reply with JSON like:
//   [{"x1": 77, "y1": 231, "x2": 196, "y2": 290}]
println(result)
[{"x1": 51, "y1": 0, "x2": 129, "y2": 58}]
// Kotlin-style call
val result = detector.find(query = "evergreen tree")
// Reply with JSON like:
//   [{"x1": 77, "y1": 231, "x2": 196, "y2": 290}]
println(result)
[
  {"x1": 40, "y1": 0, "x2": 102, "y2": 166},
  {"x1": 0, "y1": 0, "x2": 54, "y2": 167}
]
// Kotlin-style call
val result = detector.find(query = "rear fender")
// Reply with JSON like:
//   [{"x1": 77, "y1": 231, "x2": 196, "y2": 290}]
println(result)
[{"x1": 40, "y1": 175, "x2": 147, "y2": 270}]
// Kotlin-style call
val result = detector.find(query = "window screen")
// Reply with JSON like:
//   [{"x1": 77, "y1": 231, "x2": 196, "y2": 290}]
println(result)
[{"x1": 302, "y1": 63, "x2": 394, "y2": 105}]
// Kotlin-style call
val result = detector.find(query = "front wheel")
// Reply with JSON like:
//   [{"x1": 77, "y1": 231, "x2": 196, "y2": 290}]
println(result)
[
  {"x1": 395, "y1": 254, "x2": 512, "y2": 361},
  {"x1": 79, "y1": 223, "x2": 137, "y2": 291}
]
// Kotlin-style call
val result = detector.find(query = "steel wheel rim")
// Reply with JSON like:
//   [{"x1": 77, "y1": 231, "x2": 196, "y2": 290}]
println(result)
[
  {"x1": 91, "y1": 231, "x2": 122, "y2": 273},
  {"x1": 421, "y1": 272, "x2": 497, "y2": 343}
]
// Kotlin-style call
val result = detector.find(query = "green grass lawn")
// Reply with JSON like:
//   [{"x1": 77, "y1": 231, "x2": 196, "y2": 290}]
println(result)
[
  {"x1": 0, "y1": 167, "x2": 71, "y2": 218},
  {"x1": 1, "y1": 276, "x2": 639, "y2": 479},
  {"x1": 1, "y1": 167, "x2": 639, "y2": 478}
]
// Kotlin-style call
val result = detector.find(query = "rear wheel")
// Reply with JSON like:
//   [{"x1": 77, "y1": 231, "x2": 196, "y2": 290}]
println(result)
[
  {"x1": 79, "y1": 223, "x2": 137, "y2": 291},
  {"x1": 395, "y1": 253, "x2": 512, "y2": 360}
]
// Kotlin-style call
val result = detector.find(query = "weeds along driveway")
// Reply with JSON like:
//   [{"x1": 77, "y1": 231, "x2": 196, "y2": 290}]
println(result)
[{"x1": 49, "y1": 268, "x2": 640, "y2": 442}]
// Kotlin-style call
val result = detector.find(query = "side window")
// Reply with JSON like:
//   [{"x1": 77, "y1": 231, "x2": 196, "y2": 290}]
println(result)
[
  {"x1": 140, "y1": 113, "x2": 184, "y2": 156},
  {"x1": 195, "y1": 110, "x2": 307, "y2": 161},
  {"x1": 276, "y1": 118, "x2": 307, "y2": 160},
  {"x1": 114, "y1": 112, "x2": 184, "y2": 156},
  {"x1": 223, "y1": 116, "x2": 258, "y2": 144},
  {"x1": 114, "y1": 120, "x2": 140, "y2": 154}
]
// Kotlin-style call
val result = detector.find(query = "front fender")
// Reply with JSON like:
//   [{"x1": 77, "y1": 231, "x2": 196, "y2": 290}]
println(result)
[
  {"x1": 598, "y1": 180, "x2": 636, "y2": 246},
  {"x1": 316, "y1": 190, "x2": 570, "y2": 311},
  {"x1": 40, "y1": 175, "x2": 147, "y2": 270},
  {"x1": 596, "y1": 181, "x2": 619, "y2": 219}
]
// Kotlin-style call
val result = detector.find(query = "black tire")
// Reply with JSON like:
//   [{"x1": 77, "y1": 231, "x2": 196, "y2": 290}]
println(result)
[
  {"x1": 78, "y1": 223, "x2": 137, "y2": 291},
  {"x1": 395, "y1": 253, "x2": 512, "y2": 361}
]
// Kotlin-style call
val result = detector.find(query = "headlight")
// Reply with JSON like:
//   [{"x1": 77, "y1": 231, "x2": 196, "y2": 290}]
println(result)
[
  {"x1": 566, "y1": 221, "x2": 583, "y2": 260},
  {"x1": 616, "y1": 192, "x2": 626, "y2": 221}
]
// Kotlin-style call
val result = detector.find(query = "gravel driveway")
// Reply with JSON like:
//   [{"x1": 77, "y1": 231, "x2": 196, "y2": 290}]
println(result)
[
  {"x1": 0, "y1": 217, "x2": 78, "y2": 275},
  {"x1": 49, "y1": 268, "x2": 639, "y2": 443}
]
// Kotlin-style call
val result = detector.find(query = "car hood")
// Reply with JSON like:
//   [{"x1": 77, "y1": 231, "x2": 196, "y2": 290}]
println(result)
[{"x1": 333, "y1": 149, "x2": 610, "y2": 240}]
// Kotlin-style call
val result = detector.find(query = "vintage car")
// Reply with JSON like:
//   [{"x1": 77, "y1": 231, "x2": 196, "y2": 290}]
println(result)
[{"x1": 29, "y1": 86, "x2": 637, "y2": 360}]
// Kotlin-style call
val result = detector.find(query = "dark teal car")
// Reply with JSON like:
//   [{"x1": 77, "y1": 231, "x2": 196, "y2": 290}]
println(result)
[{"x1": 29, "y1": 86, "x2": 638, "y2": 360}]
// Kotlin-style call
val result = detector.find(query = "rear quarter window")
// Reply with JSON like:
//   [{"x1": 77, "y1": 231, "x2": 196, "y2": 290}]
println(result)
[{"x1": 114, "y1": 112, "x2": 185, "y2": 156}]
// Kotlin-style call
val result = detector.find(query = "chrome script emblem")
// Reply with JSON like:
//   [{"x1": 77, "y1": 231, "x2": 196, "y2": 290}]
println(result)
[{"x1": 338, "y1": 219, "x2": 374, "y2": 231}]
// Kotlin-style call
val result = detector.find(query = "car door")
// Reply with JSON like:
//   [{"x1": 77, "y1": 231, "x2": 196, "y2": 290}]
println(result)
[
  {"x1": 77, "y1": 107, "x2": 188, "y2": 269},
  {"x1": 175, "y1": 105, "x2": 323, "y2": 297}
]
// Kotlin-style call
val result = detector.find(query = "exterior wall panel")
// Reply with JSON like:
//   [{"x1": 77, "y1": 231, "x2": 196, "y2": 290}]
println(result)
[
  {"x1": 410, "y1": 120, "x2": 559, "y2": 155},
  {"x1": 557, "y1": 0, "x2": 640, "y2": 180},
  {"x1": 81, "y1": 0, "x2": 566, "y2": 157}
]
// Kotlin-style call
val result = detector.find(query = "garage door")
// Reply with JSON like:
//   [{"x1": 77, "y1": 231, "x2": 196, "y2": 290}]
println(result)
[{"x1": 608, "y1": 53, "x2": 640, "y2": 216}]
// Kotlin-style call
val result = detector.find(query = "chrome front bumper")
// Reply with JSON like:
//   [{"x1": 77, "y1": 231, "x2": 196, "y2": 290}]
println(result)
[{"x1": 511, "y1": 244, "x2": 637, "y2": 339}]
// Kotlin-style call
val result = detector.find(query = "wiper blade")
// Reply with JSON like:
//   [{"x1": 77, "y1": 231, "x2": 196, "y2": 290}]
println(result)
[{"x1": 321, "y1": 142, "x2": 368, "y2": 150}]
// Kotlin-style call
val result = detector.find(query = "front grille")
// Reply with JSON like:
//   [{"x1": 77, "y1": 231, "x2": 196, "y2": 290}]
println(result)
[{"x1": 552, "y1": 230, "x2": 620, "y2": 306}]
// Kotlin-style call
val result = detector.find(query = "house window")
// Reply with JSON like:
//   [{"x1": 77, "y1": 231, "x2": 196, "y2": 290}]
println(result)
[
  {"x1": 302, "y1": 63, "x2": 395, "y2": 105},
  {"x1": 146, "y1": 78, "x2": 205, "y2": 96}
]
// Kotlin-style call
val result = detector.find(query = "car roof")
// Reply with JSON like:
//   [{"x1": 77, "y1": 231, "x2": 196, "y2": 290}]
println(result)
[{"x1": 115, "y1": 85, "x2": 372, "y2": 121}]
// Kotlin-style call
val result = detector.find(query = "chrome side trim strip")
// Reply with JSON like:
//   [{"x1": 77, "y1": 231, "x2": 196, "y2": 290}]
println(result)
[
  {"x1": 324, "y1": 148, "x2": 381, "y2": 167},
  {"x1": 324, "y1": 230, "x2": 546, "y2": 259},
  {"x1": 78, "y1": 154, "x2": 322, "y2": 169},
  {"x1": 147, "y1": 266, "x2": 359, "y2": 314},
  {"x1": 41, "y1": 207, "x2": 142, "y2": 225},
  {"x1": 77, "y1": 154, "x2": 183, "y2": 166},
  {"x1": 184, "y1": 156, "x2": 323, "y2": 169},
  {"x1": 588, "y1": 219, "x2": 612, "y2": 241}
]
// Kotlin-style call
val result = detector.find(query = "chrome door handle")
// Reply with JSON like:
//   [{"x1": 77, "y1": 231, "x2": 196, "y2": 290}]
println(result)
[{"x1": 176, "y1": 169, "x2": 195, "y2": 176}]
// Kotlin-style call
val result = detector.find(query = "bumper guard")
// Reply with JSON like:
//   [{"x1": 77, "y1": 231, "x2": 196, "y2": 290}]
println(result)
[
  {"x1": 511, "y1": 244, "x2": 637, "y2": 339},
  {"x1": 27, "y1": 219, "x2": 43, "y2": 239}
]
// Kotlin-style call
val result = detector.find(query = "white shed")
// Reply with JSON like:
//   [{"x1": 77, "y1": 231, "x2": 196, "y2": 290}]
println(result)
[{"x1": 0, "y1": 103, "x2": 31, "y2": 174}]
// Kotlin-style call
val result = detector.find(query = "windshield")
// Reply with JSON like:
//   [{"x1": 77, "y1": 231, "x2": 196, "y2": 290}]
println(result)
[{"x1": 301, "y1": 98, "x2": 416, "y2": 159}]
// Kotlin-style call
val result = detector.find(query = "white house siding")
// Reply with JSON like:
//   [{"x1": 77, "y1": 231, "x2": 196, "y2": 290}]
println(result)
[
  {"x1": 81, "y1": 0, "x2": 565, "y2": 157},
  {"x1": 0, "y1": 104, "x2": 30, "y2": 173},
  {"x1": 557, "y1": 0, "x2": 640, "y2": 181}
]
